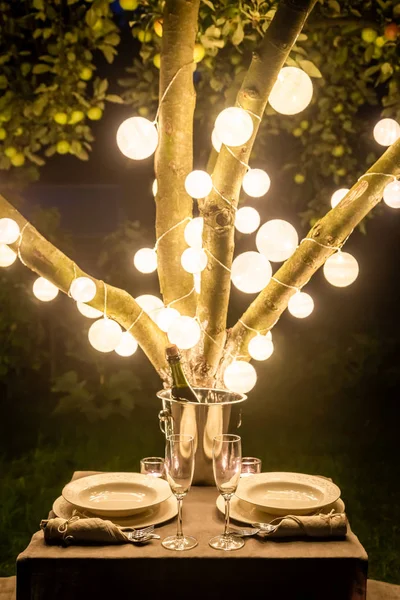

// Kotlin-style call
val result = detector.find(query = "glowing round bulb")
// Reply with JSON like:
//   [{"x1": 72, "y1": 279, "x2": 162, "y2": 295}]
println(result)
[
  {"x1": 156, "y1": 307, "x2": 180, "y2": 333},
  {"x1": 33, "y1": 277, "x2": 59, "y2": 302},
  {"x1": 181, "y1": 247, "x2": 208, "y2": 274},
  {"x1": 0, "y1": 244, "x2": 17, "y2": 267},
  {"x1": 383, "y1": 180, "x2": 400, "y2": 209},
  {"x1": 69, "y1": 277, "x2": 96, "y2": 303},
  {"x1": 136, "y1": 294, "x2": 164, "y2": 322},
  {"x1": 211, "y1": 128, "x2": 222, "y2": 152},
  {"x1": 77, "y1": 302, "x2": 103, "y2": 319},
  {"x1": 194, "y1": 273, "x2": 201, "y2": 294},
  {"x1": 373, "y1": 118, "x2": 400, "y2": 147},
  {"x1": 184, "y1": 170, "x2": 213, "y2": 199},
  {"x1": 235, "y1": 207, "x2": 261, "y2": 234},
  {"x1": 152, "y1": 179, "x2": 158, "y2": 196},
  {"x1": 223, "y1": 360, "x2": 257, "y2": 394},
  {"x1": 323, "y1": 252, "x2": 359, "y2": 288},
  {"x1": 231, "y1": 251, "x2": 272, "y2": 294},
  {"x1": 116, "y1": 116, "x2": 158, "y2": 160},
  {"x1": 242, "y1": 169, "x2": 271, "y2": 198},
  {"x1": 266, "y1": 330, "x2": 272, "y2": 341},
  {"x1": 269, "y1": 67, "x2": 313, "y2": 115},
  {"x1": 331, "y1": 188, "x2": 349, "y2": 209},
  {"x1": 184, "y1": 217, "x2": 204, "y2": 248},
  {"x1": 88, "y1": 318, "x2": 122, "y2": 353},
  {"x1": 214, "y1": 107, "x2": 254, "y2": 147},
  {"x1": 248, "y1": 335, "x2": 274, "y2": 361},
  {"x1": 115, "y1": 332, "x2": 138, "y2": 357},
  {"x1": 288, "y1": 291, "x2": 314, "y2": 319},
  {"x1": 167, "y1": 315, "x2": 201, "y2": 350},
  {"x1": 0, "y1": 218, "x2": 20, "y2": 244},
  {"x1": 134, "y1": 248, "x2": 157, "y2": 273},
  {"x1": 256, "y1": 219, "x2": 299, "y2": 263}
]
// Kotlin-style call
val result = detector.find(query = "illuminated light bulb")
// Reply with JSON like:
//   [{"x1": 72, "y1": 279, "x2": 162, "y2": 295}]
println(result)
[
  {"x1": 156, "y1": 307, "x2": 180, "y2": 333},
  {"x1": 242, "y1": 169, "x2": 271, "y2": 198},
  {"x1": 88, "y1": 318, "x2": 123, "y2": 353},
  {"x1": 383, "y1": 180, "x2": 400, "y2": 209},
  {"x1": 211, "y1": 128, "x2": 222, "y2": 152},
  {"x1": 136, "y1": 294, "x2": 164, "y2": 322},
  {"x1": 223, "y1": 360, "x2": 257, "y2": 394},
  {"x1": 194, "y1": 273, "x2": 201, "y2": 294},
  {"x1": 184, "y1": 170, "x2": 213, "y2": 199},
  {"x1": 69, "y1": 277, "x2": 96, "y2": 303},
  {"x1": 0, "y1": 218, "x2": 20, "y2": 245},
  {"x1": 116, "y1": 116, "x2": 158, "y2": 160},
  {"x1": 134, "y1": 248, "x2": 157, "y2": 274},
  {"x1": 184, "y1": 217, "x2": 204, "y2": 248},
  {"x1": 0, "y1": 244, "x2": 17, "y2": 267},
  {"x1": 373, "y1": 118, "x2": 400, "y2": 147},
  {"x1": 323, "y1": 252, "x2": 359, "y2": 288},
  {"x1": 269, "y1": 67, "x2": 313, "y2": 115},
  {"x1": 77, "y1": 302, "x2": 103, "y2": 319},
  {"x1": 167, "y1": 315, "x2": 201, "y2": 350},
  {"x1": 235, "y1": 207, "x2": 261, "y2": 234},
  {"x1": 115, "y1": 332, "x2": 138, "y2": 357},
  {"x1": 248, "y1": 335, "x2": 274, "y2": 361},
  {"x1": 266, "y1": 330, "x2": 272, "y2": 341},
  {"x1": 33, "y1": 277, "x2": 59, "y2": 302},
  {"x1": 256, "y1": 219, "x2": 299, "y2": 263},
  {"x1": 181, "y1": 247, "x2": 208, "y2": 274},
  {"x1": 214, "y1": 107, "x2": 254, "y2": 147},
  {"x1": 152, "y1": 179, "x2": 158, "y2": 196},
  {"x1": 331, "y1": 188, "x2": 349, "y2": 209},
  {"x1": 288, "y1": 291, "x2": 314, "y2": 318},
  {"x1": 231, "y1": 251, "x2": 272, "y2": 294}
]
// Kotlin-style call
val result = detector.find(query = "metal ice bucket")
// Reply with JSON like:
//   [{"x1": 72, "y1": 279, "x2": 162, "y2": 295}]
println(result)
[{"x1": 157, "y1": 388, "x2": 247, "y2": 485}]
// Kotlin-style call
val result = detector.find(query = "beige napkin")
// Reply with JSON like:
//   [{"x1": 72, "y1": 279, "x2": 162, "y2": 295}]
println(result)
[
  {"x1": 260, "y1": 512, "x2": 347, "y2": 539},
  {"x1": 41, "y1": 517, "x2": 136, "y2": 546}
]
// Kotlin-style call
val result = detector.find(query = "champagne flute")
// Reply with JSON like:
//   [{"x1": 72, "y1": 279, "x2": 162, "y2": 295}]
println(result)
[
  {"x1": 162, "y1": 434, "x2": 198, "y2": 551},
  {"x1": 209, "y1": 434, "x2": 244, "y2": 551}
]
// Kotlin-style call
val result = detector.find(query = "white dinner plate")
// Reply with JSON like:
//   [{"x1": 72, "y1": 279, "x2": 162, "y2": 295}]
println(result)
[
  {"x1": 62, "y1": 473, "x2": 171, "y2": 517},
  {"x1": 216, "y1": 495, "x2": 345, "y2": 525},
  {"x1": 236, "y1": 472, "x2": 341, "y2": 516},
  {"x1": 53, "y1": 494, "x2": 178, "y2": 528}
]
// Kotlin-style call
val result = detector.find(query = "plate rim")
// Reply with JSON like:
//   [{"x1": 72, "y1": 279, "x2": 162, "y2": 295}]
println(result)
[{"x1": 62, "y1": 472, "x2": 172, "y2": 515}]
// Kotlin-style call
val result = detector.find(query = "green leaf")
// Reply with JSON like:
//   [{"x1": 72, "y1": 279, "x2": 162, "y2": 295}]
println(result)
[
  {"x1": 202, "y1": 0, "x2": 215, "y2": 9},
  {"x1": 32, "y1": 64, "x2": 51, "y2": 74},
  {"x1": 105, "y1": 94, "x2": 124, "y2": 104},
  {"x1": 33, "y1": 0, "x2": 44, "y2": 9},
  {"x1": 104, "y1": 33, "x2": 120, "y2": 46},
  {"x1": 85, "y1": 7, "x2": 98, "y2": 28},
  {"x1": 232, "y1": 22, "x2": 244, "y2": 46},
  {"x1": 298, "y1": 60, "x2": 322, "y2": 78},
  {"x1": 328, "y1": 0, "x2": 341, "y2": 13}
]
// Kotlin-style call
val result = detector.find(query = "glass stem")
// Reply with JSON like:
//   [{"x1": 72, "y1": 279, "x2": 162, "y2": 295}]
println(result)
[
  {"x1": 176, "y1": 497, "x2": 183, "y2": 538},
  {"x1": 224, "y1": 496, "x2": 231, "y2": 536}
]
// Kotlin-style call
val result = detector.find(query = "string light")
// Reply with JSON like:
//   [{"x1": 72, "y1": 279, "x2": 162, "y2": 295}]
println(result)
[
  {"x1": 184, "y1": 217, "x2": 203, "y2": 248},
  {"x1": 211, "y1": 128, "x2": 222, "y2": 152},
  {"x1": 383, "y1": 180, "x2": 400, "y2": 208},
  {"x1": 184, "y1": 170, "x2": 213, "y2": 199},
  {"x1": 156, "y1": 307, "x2": 180, "y2": 332},
  {"x1": 88, "y1": 318, "x2": 123, "y2": 352},
  {"x1": 69, "y1": 277, "x2": 96, "y2": 303},
  {"x1": 214, "y1": 107, "x2": 254, "y2": 147},
  {"x1": 33, "y1": 277, "x2": 59, "y2": 302},
  {"x1": 248, "y1": 335, "x2": 274, "y2": 361},
  {"x1": 373, "y1": 118, "x2": 400, "y2": 147},
  {"x1": 115, "y1": 332, "x2": 138, "y2": 357},
  {"x1": 167, "y1": 315, "x2": 201, "y2": 349},
  {"x1": 0, "y1": 244, "x2": 17, "y2": 267},
  {"x1": 223, "y1": 360, "x2": 257, "y2": 394},
  {"x1": 288, "y1": 291, "x2": 314, "y2": 318},
  {"x1": 269, "y1": 67, "x2": 313, "y2": 115},
  {"x1": 242, "y1": 169, "x2": 271, "y2": 198},
  {"x1": 76, "y1": 302, "x2": 102, "y2": 319},
  {"x1": 323, "y1": 251, "x2": 359, "y2": 287},
  {"x1": 194, "y1": 273, "x2": 201, "y2": 294},
  {"x1": 134, "y1": 248, "x2": 158, "y2": 273},
  {"x1": 116, "y1": 116, "x2": 159, "y2": 160},
  {"x1": 234, "y1": 207, "x2": 260, "y2": 234},
  {"x1": 256, "y1": 219, "x2": 299, "y2": 262},
  {"x1": 136, "y1": 294, "x2": 164, "y2": 322},
  {"x1": 231, "y1": 251, "x2": 272, "y2": 294},
  {"x1": 331, "y1": 188, "x2": 349, "y2": 208},
  {"x1": 0, "y1": 218, "x2": 20, "y2": 244},
  {"x1": 181, "y1": 247, "x2": 208, "y2": 273}
]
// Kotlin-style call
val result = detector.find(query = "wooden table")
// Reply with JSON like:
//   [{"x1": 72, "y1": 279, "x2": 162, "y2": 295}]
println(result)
[{"x1": 17, "y1": 471, "x2": 368, "y2": 600}]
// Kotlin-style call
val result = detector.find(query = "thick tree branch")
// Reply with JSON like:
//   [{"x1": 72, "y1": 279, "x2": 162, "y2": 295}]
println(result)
[
  {"x1": 154, "y1": 0, "x2": 200, "y2": 315},
  {"x1": 196, "y1": 0, "x2": 317, "y2": 381},
  {"x1": 220, "y1": 138, "x2": 400, "y2": 375},
  {"x1": 0, "y1": 193, "x2": 169, "y2": 380}
]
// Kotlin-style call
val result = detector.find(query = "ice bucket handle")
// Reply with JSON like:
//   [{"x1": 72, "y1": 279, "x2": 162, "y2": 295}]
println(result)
[{"x1": 158, "y1": 408, "x2": 172, "y2": 437}]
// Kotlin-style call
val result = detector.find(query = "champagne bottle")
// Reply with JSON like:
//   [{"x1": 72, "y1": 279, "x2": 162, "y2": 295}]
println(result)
[{"x1": 166, "y1": 345, "x2": 200, "y2": 403}]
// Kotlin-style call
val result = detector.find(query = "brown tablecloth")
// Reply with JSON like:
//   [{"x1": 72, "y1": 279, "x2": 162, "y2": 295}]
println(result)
[{"x1": 16, "y1": 471, "x2": 368, "y2": 600}]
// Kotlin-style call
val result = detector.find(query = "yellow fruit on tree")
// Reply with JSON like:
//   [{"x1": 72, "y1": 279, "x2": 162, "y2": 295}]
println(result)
[
  {"x1": 154, "y1": 19, "x2": 163, "y2": 37},
  {"x1": 292, "y1": 128, "x2": 303, "y2": 137},
  {"x1": 0, "y1": 128, "x2": 6, "y2": 140},
  {"x1": 294, "y1": 173, "x2": 305, "y2": 184},
  {"x1": 15, "y1": 127, "x2": 23, "y2": 136},
  {"x1": 361, "y1": 28, "x2": 377, "y2": 43},
  {"x1": 375, "y1": 36, "x2": 386, "y2": 47},
  {"x1": 120, "y1": 0, "x2": 138, "y2": 9},
  {"x1": 4, "y1": 146, "x2": 17, "y2": 158},
  {"x1": 193, "y1": 43, "x2": 205, "y2": 63},
  {"x1": 87, "y1": 107, "x2": 103, "y2": 121},
  {"x1": 79, "y1": 68, "x2": 93, "y2": 81},
  {"x1": 56, "y1": 140, "x2": 70, "y2": 154},
  {"x1": 54, "y1": 112, "x2": 68, "y2": 125},
  {"x1": 10, "y1": 153, "x2": 25, "y2": 167},
  {"x1": 139, "y1": 107, "x2": 149, "y2": 117},
  {"x1": 69, "y1": 110, "x2": 85, "y2": 125},
  {"x1": 153, "y1": 54, "x2": 161, "y2": 69},
  {"x1": 138, "y1": 30, "x2": 152, "y2": 43}
]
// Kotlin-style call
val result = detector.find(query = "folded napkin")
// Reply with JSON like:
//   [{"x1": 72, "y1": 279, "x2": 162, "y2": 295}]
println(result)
[
  {"x1": 41, "y1": 516, "x2": 137, "y2": 546},
  {"x1": 260, "y1": 512, "x2": 347, "y2": 539}
]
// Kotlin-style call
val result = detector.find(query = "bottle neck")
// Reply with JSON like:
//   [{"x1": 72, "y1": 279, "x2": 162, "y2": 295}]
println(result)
[{"x1": 170, "y1": 359, "x2": 189, "y2": 388}]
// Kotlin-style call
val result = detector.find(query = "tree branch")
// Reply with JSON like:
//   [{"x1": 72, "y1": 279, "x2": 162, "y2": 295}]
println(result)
[
  {"x1": 220, "y1": 138, "x2": 400, "y2": 375},
  {"x1": 196, "y1": 0, "x2": 317, "y2": 381},
  {"x1": 0, "y1": 193, "x2": 169, "y2": 380},
  {"x1": 154, "y1": 0, "x2": 200, "y2": 315}
]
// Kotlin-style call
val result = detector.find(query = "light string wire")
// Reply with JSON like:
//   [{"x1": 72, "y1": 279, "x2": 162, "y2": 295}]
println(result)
[
  {"x1": 211, "y1": 182, "x2": 237, "y2": 212},
  {"x1": 204, "y1": 247, "x2": 231, "y2": 272},
  {"x1": 17, "y1": 222, "x2": 29, "y2": 267},
  {"x1": 154, "y1": 216, "x2": 191, "y2": 252},
  {"x1": 102, "y1": 281, "x2": 107, "y2": 318},
  {"x1": 67, "y1": 263, "x2": 78, "y2": 298},
  {"x1": 358, "y1": 172, "x2": 397, "y2": 182},
  {"x1": 237, "y1": 99, "x2": 262, "y2": 122},
  {"x1": 154, "y1": 60, "x2": 195, "y2": 125},
  {"x1": 126, "y1": 309, "x2": 144, "y2": 333},
  {"x1": 168, "y1": 284, "x2": 196, "y2": 307},
  {"x1": 224, "y1": 144, "x2": 250, "y2": 171},
  {"x1": 196, "y1": 316, "x2": 247, "y2": 361}
]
